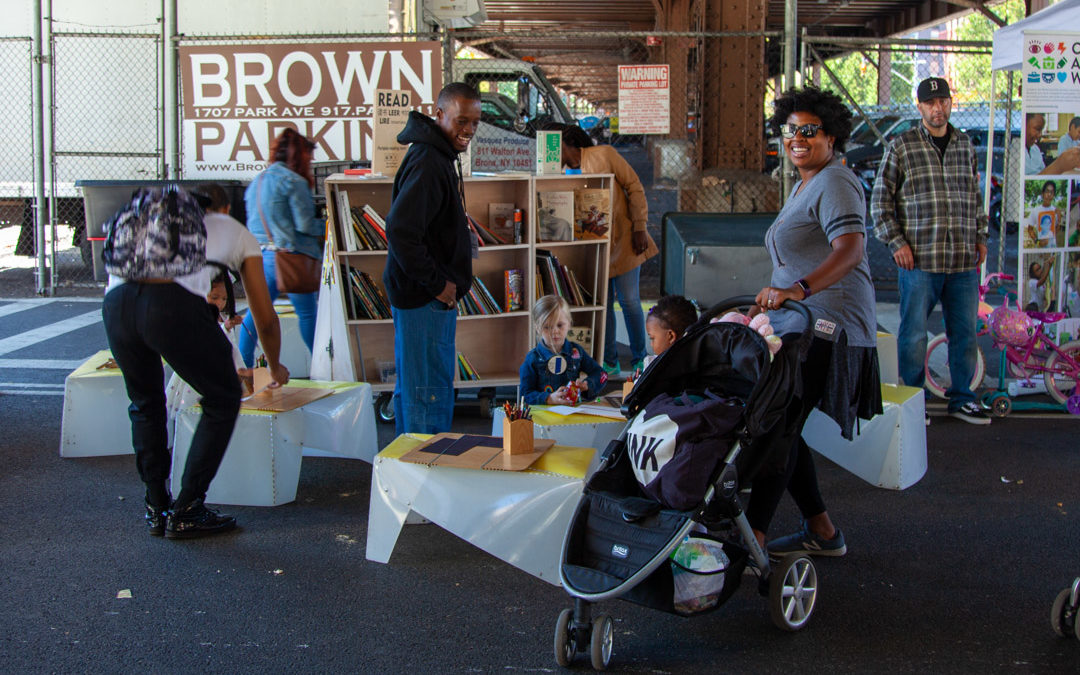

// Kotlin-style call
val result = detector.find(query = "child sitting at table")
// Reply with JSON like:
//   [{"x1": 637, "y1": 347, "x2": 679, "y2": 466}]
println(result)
[
  {"x1": 641, "y1": 295, "x2": 699, "y2": 371},
  {"x1": 519, "y1": 294, "x2": 606, "y2": 405}
]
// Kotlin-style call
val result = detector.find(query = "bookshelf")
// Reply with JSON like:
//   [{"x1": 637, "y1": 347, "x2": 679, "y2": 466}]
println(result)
[{"x1": 323, "y1": 173, "x2": 612, "y2": 396}]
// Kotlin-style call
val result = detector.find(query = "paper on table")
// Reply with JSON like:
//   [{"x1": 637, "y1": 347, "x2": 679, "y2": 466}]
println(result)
[{"x1": 543, "y1": 404, "x2": 625, "y2": 419}]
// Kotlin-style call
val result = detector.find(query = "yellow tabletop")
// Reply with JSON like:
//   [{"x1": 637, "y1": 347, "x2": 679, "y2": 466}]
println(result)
[
  {"x1": 530, "y1": 405, "x2": 624, "y2": 426},
  {"x1": 69, "y1": 350, "x2": 123, "y2": 379},
  {"x1": 379, "y1": 433, "x2": 594, "y2": 480}
]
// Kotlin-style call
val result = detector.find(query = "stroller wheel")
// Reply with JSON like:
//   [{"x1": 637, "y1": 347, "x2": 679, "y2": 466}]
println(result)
[
  {"x1": 590, "y1": 614, "x2": 614, "y2": 671},
  {"x1": 554, "y1": 608, "x2": 575, "y2": 666},
  {"x1": 1050, "y1": 588, "x2": 1076, "y2": 638},
  {"x1": 769, "y1": 555, "x2": 818, "y2": 631}
]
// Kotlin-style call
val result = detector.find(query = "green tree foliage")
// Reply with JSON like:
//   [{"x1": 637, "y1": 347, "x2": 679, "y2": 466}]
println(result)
[{"x1": 953, "y1": 0, "x2": 1025, "y2": 103}]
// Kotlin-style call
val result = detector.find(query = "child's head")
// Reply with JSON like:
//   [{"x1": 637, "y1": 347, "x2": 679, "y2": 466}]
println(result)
[
  {"x1": 533, "y1": 294, "x2": 572, "y2": 351},
  {"x1": 1041, "y1": 180, "x2": 1056, "y2": 206},
  {"x1": 207, "y1": 269, "x2": 229, "y2": 320},
  {"x1": 646, "y1": 295, "x2": 698, "y2": 356}
]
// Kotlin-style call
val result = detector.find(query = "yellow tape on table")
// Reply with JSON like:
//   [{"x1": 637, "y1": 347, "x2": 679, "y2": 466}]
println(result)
[
  {"x1": 881, "y1": 383, "x2": 923, "y2": 405},
  {"x1": 530, "y1": 407, "x2": 624, "y2": 426},
  {"x1": 379, "y1": 433, "x2": 593, "y2": 479},
  {"x1": 68, "y1": 350, "x2": 120, "y2": 379}
]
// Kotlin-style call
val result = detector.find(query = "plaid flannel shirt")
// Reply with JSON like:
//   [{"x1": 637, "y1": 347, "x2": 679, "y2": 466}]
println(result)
[{"x1": 871, "y1": 124, "x2": 988, "y2": 274}]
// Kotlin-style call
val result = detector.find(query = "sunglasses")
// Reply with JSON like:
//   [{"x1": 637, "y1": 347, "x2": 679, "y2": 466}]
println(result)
[{"x1": 780, "y1": 123, "x2": 823, "y2": 139}]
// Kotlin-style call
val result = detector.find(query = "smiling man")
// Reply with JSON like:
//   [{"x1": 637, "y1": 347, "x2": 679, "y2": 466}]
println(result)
[
  {"x1": 872, "y1": 77, "x2": 990, "y2": 425},
  {"x1": 383, "y1": 82, "x2": 482, "y2": 433}
]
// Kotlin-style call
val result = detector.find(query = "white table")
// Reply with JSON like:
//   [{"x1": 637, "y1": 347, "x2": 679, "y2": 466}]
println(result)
[
  {"x1": 171, "y1": 380, "x2": 377, "y2": 506},
  {"x1": 59, "y1": 350, "x2": 171, "y2": 458},
  {"x1": 366, "y1": 434, "x2": 595, "y2": 585},
  {"x1": 491, "y1": 405, "x2": 625, "y2": 454},
  {"x1": 802, "y1": 383, "x2": 927, "y2": 490},
  {"x1": 231, "y1": 305, "x2": 311, "y2": 378}
]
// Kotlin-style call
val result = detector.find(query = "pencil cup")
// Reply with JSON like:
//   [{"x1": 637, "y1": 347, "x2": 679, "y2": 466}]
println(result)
[
  {"x1": 622, "y1": 380, "x2": 635, "y2": 398},
  {"x1": 503, "y1": 417, "x2": 534, "y2": 455}
]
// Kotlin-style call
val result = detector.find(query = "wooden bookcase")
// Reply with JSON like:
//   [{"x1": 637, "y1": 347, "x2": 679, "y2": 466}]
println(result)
[{"x1": 323, "y1": 173, "x2": 612, "y2": 394}]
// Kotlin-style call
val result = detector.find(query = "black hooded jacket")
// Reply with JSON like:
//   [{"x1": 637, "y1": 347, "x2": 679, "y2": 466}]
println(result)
[{"x1": 382, "y1": 111, "x2": 473, "y2": 309}]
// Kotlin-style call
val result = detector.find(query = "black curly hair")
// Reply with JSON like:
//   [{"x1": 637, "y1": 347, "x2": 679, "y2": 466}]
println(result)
[
  {"x1": 648, "y1": 295, "x2": 698, "y2": 336},
  {"x1": 769, "y1": 86, "x2": 853, "y2": 154}
]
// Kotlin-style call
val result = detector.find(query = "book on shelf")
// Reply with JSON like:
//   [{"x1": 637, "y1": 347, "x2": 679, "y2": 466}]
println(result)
[
  {"x1": 457, "y1": 352, "x2": 480, "y2": 381},
  {"x1": 535, "y1": 264, "x2": 545, "y2": 300},
  {"x1": 347, "y1": 268, "x2": 392, "y2": 320},
  {"x1": 567, "y1": 326, "x2": 592, "y2": 353},
  {"x1": 358, "y1": 205, "x2": 388, "y2": 249},
  {"x1": 536, "y1": 248, "x2": 581, "y2": 305},
  {"x1": 536, "y1": 130, "x2": 562, "y2": 175},
  {"x1": 573, "y1": 188, "x2": 610, "y2": 240},
  {"x1": 536, "y1": 191, "x2": 574, "y2": 242},
  {"x1": 504, "y1": 269, "x2": 523, "y2": 312},
  {"x1": 487, "y1": 202, "x2": 516, "y2": 243},
  {"x1": 335, "y1": 190, "x2": 359, "y2": 251},
  {"x1": 458, "y1": 278, "x2": 502, "y2": 316},
  {"x1": 474, "y1": 277, "x2": 502, "y2": 313}
]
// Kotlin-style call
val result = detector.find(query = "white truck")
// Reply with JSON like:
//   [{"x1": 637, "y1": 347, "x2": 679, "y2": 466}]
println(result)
[{"x1": 1, "y1": 0, "x2": 572, "y2": 266}]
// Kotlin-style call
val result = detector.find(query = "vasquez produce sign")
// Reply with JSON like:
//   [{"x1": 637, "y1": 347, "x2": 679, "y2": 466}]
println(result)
[{"x1": 180, "y1": 42, "x2": 442, "y2": 179}]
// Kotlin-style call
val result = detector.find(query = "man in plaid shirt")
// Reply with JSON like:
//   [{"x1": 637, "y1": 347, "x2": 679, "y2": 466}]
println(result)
[{"x1": 871, "y1": 77, "x2": 990, "y2": 425}]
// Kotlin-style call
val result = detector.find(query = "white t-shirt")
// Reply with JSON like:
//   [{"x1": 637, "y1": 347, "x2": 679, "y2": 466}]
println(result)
[{"x1": 106, "y1": 211, "x2": 262, "y2": 297}]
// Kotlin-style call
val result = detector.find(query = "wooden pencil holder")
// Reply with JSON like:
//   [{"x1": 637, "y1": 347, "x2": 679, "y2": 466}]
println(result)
[
  {"x1": 622, "y1": 380, "x2": 635, "y2": 398},
  {"x1": 503, "y1": 417, "x2": 534, "y2": 455}
]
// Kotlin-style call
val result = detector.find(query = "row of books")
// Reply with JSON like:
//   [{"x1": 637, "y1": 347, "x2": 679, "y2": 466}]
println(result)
[
  {"x1": 347, "y1": 268, "x2": 392, "y2": 320},
  {"x1": 337, "y1": 190, "x2": 388, "y2": 251},
  {"x1": 457, "y1": 352, "x2": 480, "y2": 381},
  {"x1": 537, "y1": 188, "x2": 610, "y2": 242},
  {"x1": 457, "y1": 278, "x2": 503, "y2": 317},
  {"x1": 536, "y1": 249, "x2": 592, "y2": 306}
]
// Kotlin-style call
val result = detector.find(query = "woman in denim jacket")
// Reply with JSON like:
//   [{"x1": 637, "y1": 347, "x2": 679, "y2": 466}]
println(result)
[{"x1": 238, "y1": 129, "x2": 325, "y2": 367}]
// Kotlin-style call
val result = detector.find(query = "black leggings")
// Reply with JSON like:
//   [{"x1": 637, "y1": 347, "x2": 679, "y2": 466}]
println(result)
[{"x1": 745, "y1": 337, "x2": 831, "y2": 534}]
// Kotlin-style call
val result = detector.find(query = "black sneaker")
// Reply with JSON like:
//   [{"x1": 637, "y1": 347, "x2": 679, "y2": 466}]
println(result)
[
  {"x1": 165, "y1": 498, "x2": 237, "y2": 540},
  {"x1": 145, "y1": 501, "x2": 168, "y2": 537},
  {"x1": 949, "y1": 401, "x2": 991, "y2": 425}
]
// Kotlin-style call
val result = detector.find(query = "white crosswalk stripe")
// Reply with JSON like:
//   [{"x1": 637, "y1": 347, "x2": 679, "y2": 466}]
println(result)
[
  {"x1": 0, "y1": 359, "x2": 86, "y2": 370},
  {"x1": 0, "y1": 309, "x2": 101, "y2": 356}
]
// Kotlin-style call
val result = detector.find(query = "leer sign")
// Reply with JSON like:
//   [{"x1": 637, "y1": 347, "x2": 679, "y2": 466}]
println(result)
[{"x1": 180, "y1": 42, "x2": 443, "y2": 179}]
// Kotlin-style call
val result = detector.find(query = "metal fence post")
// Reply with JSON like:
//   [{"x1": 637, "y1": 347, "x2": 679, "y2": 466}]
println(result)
[
  {"x1": 32, "y1": 0, "x2": 48, "y2": 295},
  {"x1": 164, "y1": 0, "x2": 178, "y2": 178}
]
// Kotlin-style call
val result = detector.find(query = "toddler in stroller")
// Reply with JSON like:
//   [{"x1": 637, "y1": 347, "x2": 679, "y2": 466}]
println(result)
[{"x1": 553, "y1": 296, "x2": 818, "y2": 670}]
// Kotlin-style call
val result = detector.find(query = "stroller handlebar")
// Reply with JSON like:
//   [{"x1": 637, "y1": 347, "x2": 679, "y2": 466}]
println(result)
[{"x1": 695, "y1": 295, "x2": 814, "y2": 339}]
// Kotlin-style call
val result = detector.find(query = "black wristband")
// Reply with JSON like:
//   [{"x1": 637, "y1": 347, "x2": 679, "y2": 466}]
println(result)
[{"x1": 795, "y1": 278, "x2": 812, "y2": 298}]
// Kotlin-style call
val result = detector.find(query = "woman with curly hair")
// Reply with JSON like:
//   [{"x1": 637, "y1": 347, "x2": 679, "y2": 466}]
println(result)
[
  {"x1": 748, "y1": 86, "x2": 882, "y2": 558},
  {"x1": 238, "y1": 128, "x2": 325, "y2": 368}
]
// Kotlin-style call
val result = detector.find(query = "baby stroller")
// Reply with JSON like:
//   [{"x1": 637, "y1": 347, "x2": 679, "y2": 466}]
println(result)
[
  {"x1": 553, "y1": 296, "x2": 817, "y2": 670},
  {"x1": 1051, "y1": 577, "x2": 1080, "y2": 641}
]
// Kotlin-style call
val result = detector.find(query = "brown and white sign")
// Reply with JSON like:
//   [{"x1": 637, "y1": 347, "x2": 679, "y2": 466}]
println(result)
[
  {"x1": 179, "y1": 41, "x2": 442, "y2": 179},
  {"x1": 372, "y1": 89, "x2": 412, "y2": 176}
]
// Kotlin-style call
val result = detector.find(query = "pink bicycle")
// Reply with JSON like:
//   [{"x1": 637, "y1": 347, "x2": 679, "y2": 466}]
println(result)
[
  {"x1": 983, "y1": 298, "x2": 1080, "y2": 414},
  {"x1": 923, "y1": 273, "x2": 1012, "y2": 400}
]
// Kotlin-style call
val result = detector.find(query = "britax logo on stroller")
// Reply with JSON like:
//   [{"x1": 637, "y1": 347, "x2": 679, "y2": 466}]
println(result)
[{"x1": 552, "y1": 296, "x2": 818, "y2": 671}]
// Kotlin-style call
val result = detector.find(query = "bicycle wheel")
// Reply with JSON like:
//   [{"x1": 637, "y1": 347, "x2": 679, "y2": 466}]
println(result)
[
  {"x1": 1043, "y1": 340, "x2": 1080, "y2": 405},
  {"x1": 924, "y1": 334, "x2": 986, "y2": 400}
]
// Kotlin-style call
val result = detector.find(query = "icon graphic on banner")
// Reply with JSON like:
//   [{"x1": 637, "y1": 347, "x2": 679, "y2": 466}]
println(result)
[
  {"x1": 1028, "y1": 56, "x2": 1040, "y2": 66},
  {"x1": 1044, "y1": 42, "x2": 1055, "y2": 54},
  {"x1": 1029, "y1": 43, "x2": 1041, "y2": 54},
  {"x1": 1059, "y1": 73, "x2": 1068, "y2": 83},
  {"x1": 1043, "y1": 73, "x2": 1055, "y2": 84},
  {"x1": 1028, "y1": 72, "x2": 1041, "y2": 83}
]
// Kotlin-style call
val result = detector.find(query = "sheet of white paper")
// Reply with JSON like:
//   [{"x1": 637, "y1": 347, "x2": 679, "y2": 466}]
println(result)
[{"x1": 544, "y1": 404, "x2": 625, "y2": 420}]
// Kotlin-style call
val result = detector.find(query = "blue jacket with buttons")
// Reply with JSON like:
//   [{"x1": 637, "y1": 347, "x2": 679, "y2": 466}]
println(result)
[{"x1": 519, "y1": 339, "x2": 605, "y2": 405}]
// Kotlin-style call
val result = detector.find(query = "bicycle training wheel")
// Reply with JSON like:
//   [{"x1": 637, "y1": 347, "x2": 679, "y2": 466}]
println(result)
[
  {"x1": 924, "y1": 334, "x2": 986, "y2": 400},
  {"x1": 1043, "y1": 340, "x2": 1080, "y2": 405}
]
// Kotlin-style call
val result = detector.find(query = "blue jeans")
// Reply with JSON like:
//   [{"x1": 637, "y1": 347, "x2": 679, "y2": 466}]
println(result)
[
  {"x1": 897, "y1": 267, "x2": 980, "y2": 409},
  {"x1": 392, "y1": 300, "x2": 457, "y2": 435},
  {"x1": 604, "y1": 266, "x2": 647, "y2": 365},
  {"x1": 238, "y1": 249, "x2": 318, "y2": 367},
  {"x1": 102, "y1": 283, "x2": 241, "y2": 509}
]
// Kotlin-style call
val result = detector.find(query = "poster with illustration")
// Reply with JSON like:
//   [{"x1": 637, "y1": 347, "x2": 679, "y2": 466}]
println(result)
[{"x1": 1019, "y1": 31, "x2": 1080, "y2": 317}]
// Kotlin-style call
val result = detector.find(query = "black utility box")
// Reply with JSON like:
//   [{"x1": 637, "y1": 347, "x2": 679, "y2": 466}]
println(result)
[{"x1": 660, "y1": 212, "x2": 777, "y2": 309}]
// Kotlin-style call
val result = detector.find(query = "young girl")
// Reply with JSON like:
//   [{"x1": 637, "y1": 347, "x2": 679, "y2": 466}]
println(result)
[
  {"x1": 642, "y1": 295, "x2": 699, "y2": 369},
  {"x1": 519, "y1": 295, "x2": 606, "y2": 405}
]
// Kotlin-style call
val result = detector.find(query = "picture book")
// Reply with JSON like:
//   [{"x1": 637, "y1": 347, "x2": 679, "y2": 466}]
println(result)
[
  {"x1": 487, "y1": 202, "x2": 516, "y2": 243},
  {"x1": 504, "y1": 269, "x2": 523, "y2": 312},
  {"x1": 536, "y1": 191, "x2": 574, "y2": 242},
  {"x1": 573, "y1": 188, "x2": 610, "y2": 239},
  {"x1": 567, "y1": 326, "x2": 592, "y2": 353},
  {"x1": 536, "y1": 130, "x2": 562, "y2": 175}
]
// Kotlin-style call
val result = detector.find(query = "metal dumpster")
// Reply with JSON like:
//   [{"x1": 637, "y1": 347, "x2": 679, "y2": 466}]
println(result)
[
  {"x1": 660, "y1": 212, "x2": 777, "y2": 308},
  {"x1": 77, "y1": 179, "x2": 248, "y2": 281}
]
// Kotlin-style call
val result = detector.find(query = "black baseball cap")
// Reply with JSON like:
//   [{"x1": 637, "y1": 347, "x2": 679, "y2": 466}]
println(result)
[{"x1": 917, "y1": 77, "x2": 951, "y2": 102}]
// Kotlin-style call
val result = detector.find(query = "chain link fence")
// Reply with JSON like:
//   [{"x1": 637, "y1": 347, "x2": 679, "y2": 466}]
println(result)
[
  {"x1": 806, "y1": 36, "x2": 1016, "y2": 291},
  {"x1": 0, "y1": 38, "x2": 35, "y2": 290}
]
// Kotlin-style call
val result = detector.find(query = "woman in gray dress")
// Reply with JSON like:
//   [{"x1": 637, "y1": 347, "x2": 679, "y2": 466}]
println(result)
[{"x1": 747, "y1": 86, "x2": 882, "y2": 557}]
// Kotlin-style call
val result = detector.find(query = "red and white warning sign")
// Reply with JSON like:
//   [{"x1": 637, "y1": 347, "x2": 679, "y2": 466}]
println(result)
[{"x1": 617, "y1": 64, "x2": 670, "y2": 135}]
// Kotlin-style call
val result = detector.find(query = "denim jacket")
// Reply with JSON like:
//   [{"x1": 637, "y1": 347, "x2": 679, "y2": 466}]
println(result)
[
  {"x1": 245, "y1": 162, "x2": 324, "y2": 260},
  {"x1": 519, "y1": 339, "x2": 605, "y2": 405}
]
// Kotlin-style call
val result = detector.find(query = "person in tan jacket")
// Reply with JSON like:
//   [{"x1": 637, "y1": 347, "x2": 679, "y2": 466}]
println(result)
[{"x1": 545, "y1": 123, "x2": 658, "y2": 375}]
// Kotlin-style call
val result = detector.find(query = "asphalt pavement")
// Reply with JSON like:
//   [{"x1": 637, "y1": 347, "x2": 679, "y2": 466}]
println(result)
[{"x1": 2, "y1": 298, "x2": 1080, "y2": 673}]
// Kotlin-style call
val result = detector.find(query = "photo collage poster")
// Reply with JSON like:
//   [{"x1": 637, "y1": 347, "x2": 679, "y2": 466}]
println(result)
[{"x1": 1019, "y1": 31, "x2": 1080, "y2": 319}]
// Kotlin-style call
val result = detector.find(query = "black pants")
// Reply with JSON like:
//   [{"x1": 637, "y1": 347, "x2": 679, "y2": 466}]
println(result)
[
  {"x1": 746, "y1": 337, "x2": 831, "y2": 534},
  {"x1": 102, "y1": 283, "x2": 241, "y2": 509}
]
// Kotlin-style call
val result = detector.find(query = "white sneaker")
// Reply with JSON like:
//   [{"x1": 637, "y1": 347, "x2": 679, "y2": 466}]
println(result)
[{"x1": 949, "y1": 402, "x2": 991, "y2": 425}]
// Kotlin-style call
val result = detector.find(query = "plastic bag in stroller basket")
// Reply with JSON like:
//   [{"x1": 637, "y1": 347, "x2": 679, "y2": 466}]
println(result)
[{"x1": 671, "y1": 532, "x2": 732, "y2": 615}]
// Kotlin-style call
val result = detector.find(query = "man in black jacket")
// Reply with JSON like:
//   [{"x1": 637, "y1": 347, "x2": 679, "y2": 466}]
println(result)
[{"x1": 383, "y1": 82, "x2": 481, "y2": 434}]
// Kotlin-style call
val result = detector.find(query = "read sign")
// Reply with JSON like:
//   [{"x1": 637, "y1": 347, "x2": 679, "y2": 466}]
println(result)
[{"x1": 179, "y1": 42, "x2": 442, "y2": 179}]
